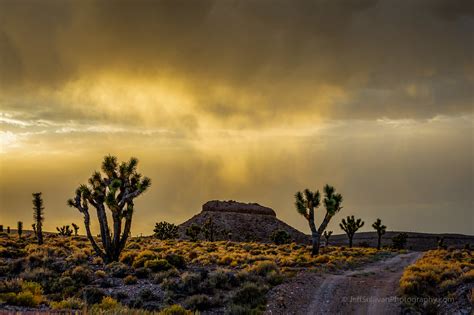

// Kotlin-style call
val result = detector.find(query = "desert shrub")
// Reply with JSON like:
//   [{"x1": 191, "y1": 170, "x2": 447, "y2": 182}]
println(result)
[
  {"x1": 314, "y1": 255, "x2": 330, "y2": 264},
  {"x1": 180, "y1": 272, "x2": 203, "y2": 294},
  {"x1": 153, "y1": 269, "x2": 180, "y2": 284},
  {"x1": 70, "y1": 265, "x2": 94, "y2": 285},
  {"x1": 135, "y1": 267, "x2": 151, "y2": 279},
  {"x1": 138, "y1": 288, "x2": 156, "y2": 301},
  {"x1": 95, "y1": 270, "x2": 107, "y2": 278},
  {"x1": 184, "y1": 294, "x2": 213, "y2": 311},
  {"x1": 133, "y1": 250, "x2": 156, "y2": 268},
  {"x1": 209, "y1": 269, "x2": 237, "y2": 290},
  {"x1": 0, "y1": 278, "x2": 23, "y2": 293},
  {"x1": 145, "y1": 259, "x2": 173, "y2": 272},
  {"x1": 50, "y1": 297, "x2": 84, "y2": 309},
  {"x1": 154, "y1": 221, "x2": 179, "y2": 240},
  {"x1": 106, "y1": 261, "x2": 131, "y2": 278},
  {"x1": 120, "y1": 251, "x2": 137, "y2": 266},
  {"x1": 82, "y1": 287, "x2": 106, "y2": 305},
  {"x1": 0, "y1": 281, "x2": 43, "y2": 307},
  {"x1": 124, "y1": 275, "x2": 138, "y2": 285},
  {"x1": 266, "y1": 271, "x2": 284, "y2": 286},
  {"x1": 159, "y1": 304, "x2": 192, "y2": 315},
  {"x1": 92, "y1": 256, "x2": 104, "y2": 265},
  {"x1": 232, "y1": 282, "x2": 267, "y2": 309},
  {"x1": 89, "y1": 296, "x2": 127, "y2": 312},
  {"x1": 165, "y1": 254, "x2": 186, "y2": 269},
  {"x1": 271, "y1": 230, "x2": 291, "y2": 245},
  {"x1": 250, "y1": 261, "x2": 279, "y2": 276}
]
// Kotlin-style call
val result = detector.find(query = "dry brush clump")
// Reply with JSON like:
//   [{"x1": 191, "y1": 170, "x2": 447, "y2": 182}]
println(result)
[{"x1": 400, "y1": 249, "x2": 473, "y2": 314}]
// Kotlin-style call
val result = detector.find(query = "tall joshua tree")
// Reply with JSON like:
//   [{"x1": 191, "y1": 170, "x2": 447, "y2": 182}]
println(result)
[
  {"x1": 295, "y1": 185, "x2": 343, "y2": 256},
  {"x1": 372, "y1": 218, "x2": 386, "y2": 250},
  {"x1": 67, "y1": 155, "x2": 151, "y2": 263},
  {"x1": 32, "y1": 192, "x2": 44, "y2": 245},
  {"x1": 340, "y1": 215, "x2": 364, "y2": 248},
  {"x1": 17, "y1": 221, "x2": 23, "y2": 239}
]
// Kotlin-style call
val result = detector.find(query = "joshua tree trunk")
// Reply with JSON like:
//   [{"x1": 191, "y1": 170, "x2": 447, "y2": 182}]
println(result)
[
  {"x1": 349, "y1": 235, "x2": 353, "y2": 248},
  {"x1": 311, "y1": 230, "x2": 320, "y2": 256},
  {"x1": 377, "y1": 234, "x2": 382, "y2": 250}
]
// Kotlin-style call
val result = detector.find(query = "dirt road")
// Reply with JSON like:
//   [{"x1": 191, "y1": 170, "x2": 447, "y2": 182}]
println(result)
[{"x1": 266, "y1": 251, "x2": 423, "y2": 315}]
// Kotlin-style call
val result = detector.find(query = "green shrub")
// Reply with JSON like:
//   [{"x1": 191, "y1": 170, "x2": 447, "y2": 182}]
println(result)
[
  {"x1": 123, "y1": 275, "x2": 138, "y2": 285},
  {"x1": 271, "y1": 230, "x2": 291, "y2": 245},
  {"x1": 0, "y1": 281, "x2": 43, "y2": 307},
  {"x1": 184, "y1": 294, "x2": 213, "y2": 311},
  {"x1": 165, "y1": 254, "x2": 186, "y2": 269},
  {"x1": 159, "y1": 304, "x2": 192, "y2": 315},
  {"x1": 82, "y1": 287, "x2": 105, "y2": 305},
  {"x1": 250, "y1": 261, "x2": 279, "y2": 276},
  {"x1": 50, "y1": 297, "x2": 84, "y2": 309},
  {"x1": 132, "y1": 250, "x2": 156, "y2": 268},
  {"x1": 145, "y1": 259, "x2": 173, "y2": 272},
  {"x1": 232, "y1": 282, "x2": 267, "y2": 309},
  {"x1": 106, "y1": 261, "x2": 131, "y2": 278},
  {"x1": 70, "y1": 266, "x2": 94, "y2": 284}
]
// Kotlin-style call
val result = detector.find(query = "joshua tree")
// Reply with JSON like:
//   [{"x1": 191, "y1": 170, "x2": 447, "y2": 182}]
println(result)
[
  {"x1": 372, "y1": 218, "x2": 386, "y2": 250},
  {"x1": 0, "y1": 225, "x2": 3, "y2": 232},
  {"x1": 339, "y1": 215, "x2": 364, "y2": 248},
  {"x1": 7, "y1": 226, "x2": 10, "y2": 234},
  {"x1": 57, "y1": 225, "x2": 73, "y2": 236},
  {"x1": 202, "y1": 217, "x2": 215, "y2": 241},
  {"x1": 437, "y1": 236, "x2": 446, "y2": 249},
  {"x1": 67, "y1": 155, "x2": 151, "y2": 263},
  {"x1": 71, "y1": 223, "x2": 80, "y2": 236},
  {"x1": 32, "y1": 192, "x2": 45, "y2": 245},
  {"x1": 153, "y1": 221, "x2": 179, "y2": 240},
  {"x1": 185, "y1": 224, "x2": 201, "y2": 242},
  {"x1": 17, "y1": 221, "x2": 23, "y2": 239},
  {"x1": 392, "y1": 233, "x2": 408, "y2": 249},
  {"x1": 323, "y1": 230, "x2": 333, "y2": 246},
  {"x1": 295, "y1": 185, "x2": 343, "y2": 256}
]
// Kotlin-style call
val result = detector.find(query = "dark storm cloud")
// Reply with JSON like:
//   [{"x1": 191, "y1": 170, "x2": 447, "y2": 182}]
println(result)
[{"x1": 0, "y1": 0, "x2": 472, "y2": 123}]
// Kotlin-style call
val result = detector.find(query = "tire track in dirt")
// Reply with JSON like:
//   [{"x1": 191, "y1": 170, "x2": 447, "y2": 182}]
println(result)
[{"x1": 266, "y1": 251, "x2": 422, "y2": 315}]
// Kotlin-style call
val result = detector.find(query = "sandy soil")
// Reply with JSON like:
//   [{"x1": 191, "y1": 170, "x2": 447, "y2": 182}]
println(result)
[{"x1": 266, "y1": 251, "x2": 422, "y2": 315}]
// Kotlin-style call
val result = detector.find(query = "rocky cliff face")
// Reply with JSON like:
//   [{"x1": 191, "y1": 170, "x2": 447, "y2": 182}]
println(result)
[
  {"x1": 179, "y1": 200, "x2": 310, "y2": 244},
  {"x1": 202, "y1": 200, "x2": 276, "y2": 216}
]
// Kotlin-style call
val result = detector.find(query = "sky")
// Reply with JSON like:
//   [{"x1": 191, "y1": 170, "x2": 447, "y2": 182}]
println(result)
[{"x1": 0, "y1": 0, "x2": 473, "y2": 236}]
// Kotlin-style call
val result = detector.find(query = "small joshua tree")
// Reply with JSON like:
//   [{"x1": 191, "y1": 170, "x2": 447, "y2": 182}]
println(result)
[
  {"x1": 57, "y1": 225, "x2": 73, "y2": 236},
  {"x1": 17, "y1": 221, "x2": 23, "y2": 239},
  {"x1": 32, "y1": 192, "x2": 45, "y2": 245},
  {"x1": 72, "y1": 223, "x2": 80, "y2": 236},
  {"x1": 323, "y1": 230, "x2": 333, "y2": 246},
  {"x1": 185, "y1": 224, "x2": 201, "y2": 242},
  {"x1": 153, "y1": 221, "x2": 179, "y2": 240},
  {"x1": 202, "y1": 217, "x2": 215, "y2": 241},
  {"x1": 67, "y1": 155, "x2": 151, "y2": 263},
  {"x1": 7, "y1": 226, "x2": 10, "y2": 234},
  {"x1": 295, "y1": 185, "x2": 343, "y2": 256},
  {"x1": 372, "y1": 218, "x2": 386, "y2": 250},
  {"x1": 392, "y1": 233, "x2": 408, "y2": 249},
  {"x1": 0, "y1": 225, "x2": 3, "y2": 232},
  {"x1": 339, "y1": 215, "x2": 364, "y2": 248}
]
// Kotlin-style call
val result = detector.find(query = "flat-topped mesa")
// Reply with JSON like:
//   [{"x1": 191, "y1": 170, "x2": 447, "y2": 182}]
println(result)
[{"x1": 202, "y1": 200, "x2": 276, "y2": 217}]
